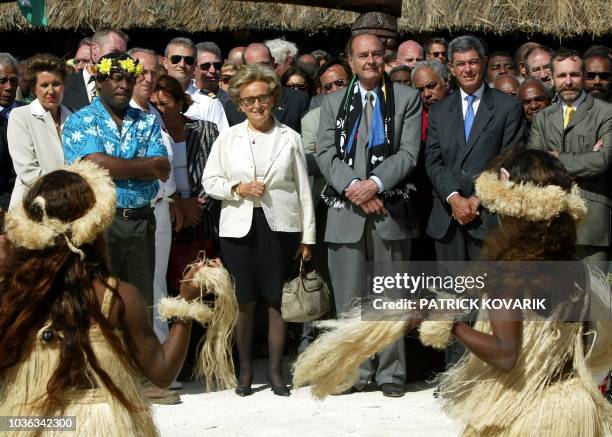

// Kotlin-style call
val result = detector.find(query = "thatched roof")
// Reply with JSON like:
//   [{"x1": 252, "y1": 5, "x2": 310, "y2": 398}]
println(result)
[{"x1": 0, "y1": 0, "x2": 610, "y2": 37}]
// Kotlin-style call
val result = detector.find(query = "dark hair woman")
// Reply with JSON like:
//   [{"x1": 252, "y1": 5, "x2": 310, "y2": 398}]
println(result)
[
  {"x1": 0, "y1": 161, "x2": 228, "y2": 436},
  {"x1": 281, "y1": 65, "x2": 316, "y2": 96},
  {"x1": 420, "y1": 148, "x2": 612, "y2": 436}
]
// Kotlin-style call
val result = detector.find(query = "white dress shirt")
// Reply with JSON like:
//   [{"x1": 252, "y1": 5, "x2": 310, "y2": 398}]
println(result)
[
  {"x1": 185, "y1": 81, "x2": 229, "y2": 134},
  {"x1": 129, "y1": 99, "x2": 176, "y2": 201},
  {"x1": 447, "y1": 83, "x2": 486, "y2": 203}
]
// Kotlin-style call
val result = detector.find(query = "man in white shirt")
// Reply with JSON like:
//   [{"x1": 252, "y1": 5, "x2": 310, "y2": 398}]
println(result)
[{"x1": 163, "y1": 37, "x2": 228, "y2": 134}]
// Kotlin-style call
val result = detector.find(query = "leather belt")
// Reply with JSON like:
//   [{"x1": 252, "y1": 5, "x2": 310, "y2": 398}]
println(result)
[{"x1": 116, "y1": 206, "x2": 154, "y2": 220}]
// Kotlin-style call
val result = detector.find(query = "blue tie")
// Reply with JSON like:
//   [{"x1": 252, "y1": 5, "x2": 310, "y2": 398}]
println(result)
[{"x1": 464, "y1": 94, "x2": 476, "y2": 142}]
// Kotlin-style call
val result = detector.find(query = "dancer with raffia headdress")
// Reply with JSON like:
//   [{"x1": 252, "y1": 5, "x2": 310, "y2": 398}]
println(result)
[
  {"x1": 294, "y1": 148, "x2": 611, "y2": 436},
  {"x1": 0, "y1": 160, "x2": 237, "y2": 436}
]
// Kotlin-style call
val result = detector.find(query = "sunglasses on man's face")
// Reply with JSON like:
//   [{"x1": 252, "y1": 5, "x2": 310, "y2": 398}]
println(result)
[
  {"x1": 322, "y1": 79, "x2": 347, "y2": 91},
  {"x1": 585, "y1": 71, "x2": 611, "y2": 81},
  {"x1": 198, "y1": 62, "x2": 222, "y2": 71},
  {"x1": 169, "y1": 55, "x2": 195, "y2": 66}
]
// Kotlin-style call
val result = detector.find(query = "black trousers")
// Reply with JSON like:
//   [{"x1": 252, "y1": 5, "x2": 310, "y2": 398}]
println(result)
[{"x1": 105, "y1": 213, "x2": 156, "y2": 313}]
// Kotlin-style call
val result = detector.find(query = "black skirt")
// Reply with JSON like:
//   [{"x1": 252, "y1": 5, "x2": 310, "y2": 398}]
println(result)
[{"x1": 220, "y1": 208, "x2": 300, "y2": 305}]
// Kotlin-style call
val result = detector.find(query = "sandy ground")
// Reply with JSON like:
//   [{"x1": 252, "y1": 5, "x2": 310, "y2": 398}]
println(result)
[{"x1": 153, "y1": 358, "x2": 459, "y2": 437}]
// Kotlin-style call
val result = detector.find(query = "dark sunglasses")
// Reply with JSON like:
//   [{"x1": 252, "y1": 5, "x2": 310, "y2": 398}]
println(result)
[
  {"x1": 0, "y1": 76, "x2": 18, "y2": 86},
  {"x1": 322, "y1": 79, "x2": 347, "y2": 91},
  {"x1": 169, "y1": 55, "x2": 195, "y2": 66},
  {"x1": 287, "y1": 83, "x2": 308, "y2": 91},
  {"x1": 585, "y1": 71, "x2": 611, "y2": 81},
  {"x1": 221, "y1": 75, "x2": 234, "y2": 84},
  {"x1": 428, "y1": 51, "x2": 445, "y2": 58},
  {"x1": 198, "y1": 62, "x2": 222, "y2": 71}
]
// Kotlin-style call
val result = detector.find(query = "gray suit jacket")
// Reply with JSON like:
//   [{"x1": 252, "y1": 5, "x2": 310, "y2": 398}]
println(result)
[
  {"x1": 528, "y1": 94, "x2": 612, "y2": 246},
  {"x1": 316, "y1": 82, "x2": 422, "y2": 244}
]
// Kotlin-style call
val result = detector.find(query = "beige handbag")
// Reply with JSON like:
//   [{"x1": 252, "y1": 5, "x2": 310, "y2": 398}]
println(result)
[{"x1": 281, "y1": 260, "x2": 331, "y2": 322}]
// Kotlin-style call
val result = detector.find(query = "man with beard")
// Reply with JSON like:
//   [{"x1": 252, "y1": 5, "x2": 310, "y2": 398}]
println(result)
[
  {"x1": 528, "y1": 48, "x2": 612, "y2": 267},
  {"x1": 583, "y1": 47, "x2": 611, "y2": 102},
  {"x1": 517, "y1": 78, "x2": 550, "y2": 137}
]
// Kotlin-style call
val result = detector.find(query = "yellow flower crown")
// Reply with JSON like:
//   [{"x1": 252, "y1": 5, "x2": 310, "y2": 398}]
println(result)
[{"x1": 91, "y1": 56, "x2": 143, "y2": 78}]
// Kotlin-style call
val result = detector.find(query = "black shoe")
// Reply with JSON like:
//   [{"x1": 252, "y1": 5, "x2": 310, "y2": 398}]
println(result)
[
  {"x1": 235, "y1": 385, "x2": 253, "y2": 397},
  {"x1": 271, "y1": 384, "x2": 291, "y2": 397},
  {"x1": 380, "y1": 383, "x2": 404, "y2": 398}
]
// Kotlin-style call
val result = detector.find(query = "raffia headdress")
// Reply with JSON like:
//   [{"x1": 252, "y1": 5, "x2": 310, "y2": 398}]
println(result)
[
  {"x1": 474, "y1": 171, "x2": 587, "y2": 223},
  {"x1": 4, "y1": 160, "x2": 116, "y2": 258}
]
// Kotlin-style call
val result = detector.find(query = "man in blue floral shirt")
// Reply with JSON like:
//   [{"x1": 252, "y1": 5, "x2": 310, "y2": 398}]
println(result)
[{"x1": 64, "y1": 51, "x2": 171, "y2": 312}]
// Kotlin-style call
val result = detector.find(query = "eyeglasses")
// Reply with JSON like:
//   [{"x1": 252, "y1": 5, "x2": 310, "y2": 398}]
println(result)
[
  {"x1": 0, "y1": 76, "x2": 18, "y2": 86},
  {"x1": 221, "y1": 75, "x2": 234, "y2": 84},
  {"x1": 198, "y1": 62, "x2": 222, "y2": 71},
  {"x1": 428, "y1": 51, "x2": 445, "y2": 58},
  {"x1": 529, "y1": 64, "x2": 552, "y2": 75},
  {"x1": 286, "y1": 83, "x2": 307, "y2": 91},
  {"x1": 585, "y1": 71, "x2": 611, "y2": 81},
  {"x1": 138, "y1": 68, "x2": 159, "y2": 79},
  {"x1": 169, "y1": 55, "x2": 195, "y2": 66},
  {"x1": 240, "y1": 94, "x2": 273, "y2": 107},
  {"x1": 322, "y1": 79, "x2": 347, "y2": 91}
]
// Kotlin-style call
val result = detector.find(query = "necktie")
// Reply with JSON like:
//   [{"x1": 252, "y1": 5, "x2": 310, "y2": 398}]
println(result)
[
  {"x1": 363, "y1": 91, "x2": 374, "y2": 137},
  {"x1": 563, "y1": 105, "x2": 574, "y2": 129},
  {"x1": 464, "y1": 94, "x2": 476, "y2": 142}
]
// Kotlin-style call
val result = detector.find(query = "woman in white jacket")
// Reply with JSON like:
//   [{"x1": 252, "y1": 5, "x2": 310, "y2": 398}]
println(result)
[
  {"x1": 8, "y1": 53, "x2": 71, "y2": 209},
  {"x1": 203, "y1": 63, "x2": 315, "y2": 397}
]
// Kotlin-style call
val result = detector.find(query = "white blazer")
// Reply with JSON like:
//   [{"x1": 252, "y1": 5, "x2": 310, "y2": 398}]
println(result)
[
  {"x1": 7, "y1": 99, "x2": 71, "y2": 209},
  {"x1": 203, "y1": 118, "x2": 315, "y2": 244}
]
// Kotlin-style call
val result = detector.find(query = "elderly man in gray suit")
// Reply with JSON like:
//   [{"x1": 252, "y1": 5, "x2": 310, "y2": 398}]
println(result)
[
  {"x1": 528, "y1": 48, "x2": 612, "y2": 267},
  {"x1": 317, "y1": 33, "x2": 422, "y2": 398}
]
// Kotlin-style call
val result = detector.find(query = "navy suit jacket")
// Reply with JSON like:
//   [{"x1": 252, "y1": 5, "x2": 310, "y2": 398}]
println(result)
[{"x1": 425, "y1": 86, "x2": 524, "y2": 240}]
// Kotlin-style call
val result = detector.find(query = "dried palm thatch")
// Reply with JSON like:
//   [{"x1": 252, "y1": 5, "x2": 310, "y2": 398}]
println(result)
[{"x1": 0, "y1": 0, "x2": 610, "y2": 36}]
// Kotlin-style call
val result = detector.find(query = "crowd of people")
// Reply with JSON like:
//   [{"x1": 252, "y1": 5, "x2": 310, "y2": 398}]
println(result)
[{"x1": 0, "y1": 24, "x2": 610, "y2": 435}]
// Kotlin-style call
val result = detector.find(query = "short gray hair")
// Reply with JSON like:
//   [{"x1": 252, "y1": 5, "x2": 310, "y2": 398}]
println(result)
[
  {"x1": 164, "y1": 37, "x2": 195, "y2": 57},
  {"x1": 195, "y1": 42, "x2": 221, "y2": 59},
  {"x1": 0, "y1": 53, "x2": 18, "y2": 70},
  {"x1": 411, "y1": 60, "x2": 450, "y2": 83},
  {"x1": 447, "y1": 36, "x2": 486, "y2": 62},
  {"x1": 127, "y1": 47, "x2": 159, "y2": 67},
  {"x1": 264, "y1": 38, "x2": 298, "y2": 66}
]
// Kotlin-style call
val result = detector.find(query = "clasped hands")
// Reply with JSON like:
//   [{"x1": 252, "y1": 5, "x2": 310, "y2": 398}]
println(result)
[
  {"x1": 345, "y1": 179, "x2": 386, "y2": 215},
  {"x1": 449, "y1": 194, "x2": 480, "y2": 225}
]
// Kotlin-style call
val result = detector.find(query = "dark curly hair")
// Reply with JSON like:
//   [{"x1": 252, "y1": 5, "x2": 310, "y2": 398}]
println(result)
[
  {"x1": 481, "y1": 147, "x2": 577, "y2": 262},
  {"x1": 0, "y1": 170, "x2": 137, "y2": 411}
]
